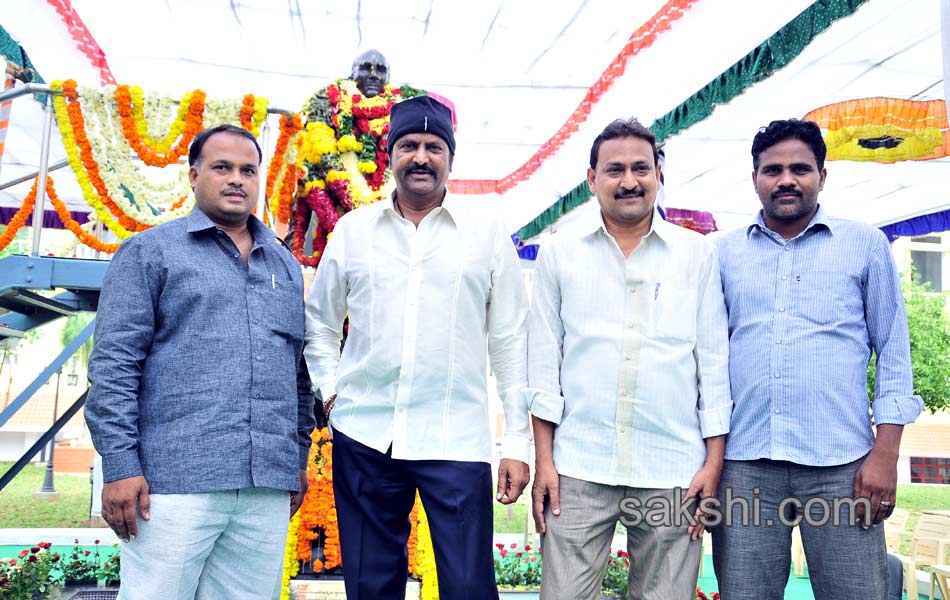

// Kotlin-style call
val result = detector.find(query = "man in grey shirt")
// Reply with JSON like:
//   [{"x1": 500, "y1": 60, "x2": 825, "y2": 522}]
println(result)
[{"x1": 86, "y1": 124, "x2": 315, "y2": 599}]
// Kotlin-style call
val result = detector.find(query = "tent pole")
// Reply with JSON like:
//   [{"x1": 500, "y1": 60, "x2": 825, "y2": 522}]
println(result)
[{"x1": 30, "y1": 94, "x2": 54, "y2": 256}]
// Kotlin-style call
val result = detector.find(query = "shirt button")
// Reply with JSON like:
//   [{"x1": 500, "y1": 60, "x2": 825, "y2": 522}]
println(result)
[
  {"x1": 781, "y1": 276, "x2": 787, "y2": 281},
  {"x1": 774, "y1": 408, "x2": 781, "y2": 414},
  {"x1": 625, "y1": 354, "x2": 632, "y2": 361},
  {"x1": 775, "y1": 339, "x2": 782, "y2": 344},
  {"x1": 627, "y1": 322, "x2": 635, "y2": 329},
  {"x1": 257, "y1": 355, "x2": 263, "y2": 361},
  {"x1": 784, "y1": 246, "x2": 791, "y2": 252},
  {"x1": 778, "y1": 307, "x2": 785, "y2": 312},
  {"x1": 774, "y1": 372, "x2": 780, "y2": 378},
  {"x1": 254, "y1": 319, "x2": 259, "y2": 325},
  {"x1": 250, "y1": 284, "x2": 255, "y2": 289}
]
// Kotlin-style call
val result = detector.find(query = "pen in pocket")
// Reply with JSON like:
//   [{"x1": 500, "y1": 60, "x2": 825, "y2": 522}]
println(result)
[
  {"x1": 271, "y1": 273, "x2": 275, "y2": 289},
  {"x1": 654, "y1": 282, "x2": 660, "y2": 301}
]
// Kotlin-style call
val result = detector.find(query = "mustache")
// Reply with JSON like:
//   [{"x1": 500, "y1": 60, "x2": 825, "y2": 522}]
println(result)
[
  {"x1": 407, "y1": 166, "x2": 436, "y2": 177},
  {"x1": 222, "y1": 186, "x2": 247, "y2": 198},
  {"x1": 771, "y1": 188, "x2": 801, "y2": 200},
  {"x1": 614, "y1": 189, "x2": 644, "y2": 199}
]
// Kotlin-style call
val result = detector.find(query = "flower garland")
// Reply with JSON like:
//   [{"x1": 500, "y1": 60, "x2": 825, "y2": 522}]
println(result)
[
  {"x1": 280, "y1": 512, "x2": 301, "y2": 600},
  {"x1": 287, "y1": 428, "x2": 436, "y2": 592},
  {"x1": 51, "y1": 80, "x2": 139, "y2": 239},
  {"x1": 127, "y1": 85, "x2": 190, "y2": 153},
  {"x1": 78, "y1": 86, "x2": 194, "y2": 224},
  {"x1": 140, "y1": 89, "x2": 179, "y2": 149},
  {"x1": 0, "y1": 178, "x2": 36, "y2": 253},
  {"x1": 115, "y1": 83, "x2": 205, "y2": 167},
  {"x1": 291, "y1": 80, "x2": 423, "y2": 267},
  {"x1": 294, "y1": 428, "x2": 341, "y2": 573},
  {"x1": 50, "y1": 81, "x2": 267, "y2": 240},
  {"x1": 291, "y1": 187, "x2": 337, "y2": 268},
  {"x1": 45, "y1": 175, "x2": 120, "y2": 253},
  {"x1": 239, "y1": 93, "x2": 269, "y2": 137},
  {"x1": 266, "y1": 113, "x2": 303, "y2": 224},
  {"x1": 413, "y1": 501, "x2": 439, "y2": 600}
]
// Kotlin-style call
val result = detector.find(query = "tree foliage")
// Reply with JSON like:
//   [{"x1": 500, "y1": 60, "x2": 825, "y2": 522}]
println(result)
[{"x1": 869, "y1": 274, "x2": 950, "y2": 413}]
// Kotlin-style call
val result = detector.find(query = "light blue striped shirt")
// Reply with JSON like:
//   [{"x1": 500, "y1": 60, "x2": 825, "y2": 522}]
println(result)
[{"x1": 716, "y1": 207, "x2": 923, "y2": 466}]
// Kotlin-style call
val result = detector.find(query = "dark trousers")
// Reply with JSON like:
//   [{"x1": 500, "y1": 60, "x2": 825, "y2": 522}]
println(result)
[
  {"x1": 711, "y1": 457, "x2": 887, "y2": 600},
  {"x1": 332, "y1": 428, "x2": 500, "y2": 600}
]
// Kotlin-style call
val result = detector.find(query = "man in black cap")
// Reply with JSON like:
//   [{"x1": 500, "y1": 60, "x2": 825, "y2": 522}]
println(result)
[{"x1": 304, "y1": 95, "x2": 531, "y2": 599}]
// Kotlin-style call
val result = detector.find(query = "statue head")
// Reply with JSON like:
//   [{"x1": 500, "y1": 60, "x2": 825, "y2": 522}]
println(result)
[{"x1": 351, "y1": 49, "x2": 390, "y2": 98}]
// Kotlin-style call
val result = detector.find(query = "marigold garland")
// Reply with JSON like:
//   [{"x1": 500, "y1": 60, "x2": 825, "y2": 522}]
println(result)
[
  {"x1": 280, "y1": 512, "x2": 301, "y2": 600},
  {"x1": 288, "y1": 428, "x2": 436, "y2": 595},
  {"x1": 0, "y1": 179, "x2": 37, "y2": 253},
  {"x1": 239, "y1": 93, "x2": 268, "y2": 137},
  {"x1": 115, "y1": 83, "x2": 206, "y2": 167},
  {"x1": 414, "y1": 501, "x2": 439, "y2": 600},
  {"x1": 129, "y1": 85, "x2": 191, "y2": 153},
  {"x1": 290, "y1": 80, "x2": 423, "y2": 267},
  {"x1": 266, "y1": 113, "x2": 303, "y2": 224},
  {"x1": 46, "y1": 175, "x2": 120, "y2": 253},
  {"x1": 52, "y1": 80, "x2": 140, "y2": 239}
]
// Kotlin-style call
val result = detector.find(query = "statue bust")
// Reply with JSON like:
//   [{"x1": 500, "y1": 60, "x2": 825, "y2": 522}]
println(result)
[{"x1": 291, "y1": 50, "x2": 425, "y2": 267}]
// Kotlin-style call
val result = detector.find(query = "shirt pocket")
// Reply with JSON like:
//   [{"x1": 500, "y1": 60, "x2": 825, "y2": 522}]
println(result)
[
  {"x1": 269, "y1": 285, "x2": 305, "y2": 341},
  {"x1": 648, "y1": 282, "x2": 697, "y2": 342},
  {"x1": 791, "y1": 270, "x2": 845, "y2": 326}
]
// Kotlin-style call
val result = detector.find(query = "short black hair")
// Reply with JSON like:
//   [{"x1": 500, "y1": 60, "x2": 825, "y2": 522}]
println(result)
[
  {"x1": 188, "y1": 124, "x2": 263, "y2": 167},
  {"x1": 589, "y1": 118, "x2": 659, "y2": 170},
  {"x1": 752, "y1": 119, "x2": 826, "y2": 171}
]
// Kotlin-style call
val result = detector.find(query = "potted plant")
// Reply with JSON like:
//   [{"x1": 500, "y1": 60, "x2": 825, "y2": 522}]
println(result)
[
  {"x1": 60, "y1": 539, "x2": 100, "y2": 587},
  {"x1": 0, "y1": 542, "x2": 61, "y2": 599},
  {"x1": 494, "y1": 542, "x2": 541, "y2": 595},
  {"x1": 98, "y1": 547, "x2": 120, "y2": 586}
]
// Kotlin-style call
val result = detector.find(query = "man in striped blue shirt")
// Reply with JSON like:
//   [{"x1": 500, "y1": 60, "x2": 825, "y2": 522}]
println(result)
[{"x1": 711, "y1": 119, "x2": 923, "y2": 599}]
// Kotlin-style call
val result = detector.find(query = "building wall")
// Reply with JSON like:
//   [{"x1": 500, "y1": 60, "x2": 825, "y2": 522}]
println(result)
[{"x1": 0, "y1": 431, "x2": 42, "y2": 463}]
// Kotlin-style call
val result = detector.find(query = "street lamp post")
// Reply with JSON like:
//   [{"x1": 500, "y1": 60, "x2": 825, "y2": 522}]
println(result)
[{"x1": 38, "y1": 368, "x2": 62, "y2": 495}]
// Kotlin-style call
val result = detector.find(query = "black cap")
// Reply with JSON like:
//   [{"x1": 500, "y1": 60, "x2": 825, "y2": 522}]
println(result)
[{"x1": 388, "y1": 95, "x2": 456, "y2": 155}]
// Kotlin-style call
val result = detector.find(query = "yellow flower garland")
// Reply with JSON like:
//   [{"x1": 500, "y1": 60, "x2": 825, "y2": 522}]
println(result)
[
  {"x1": 50, "y1": 80, "x2": 133, "y2": 239},
  {"x1": 280, "y1": 512, "x2": 301, "y2": 600},
  {"x1": 414, "y1": 502, "x2": 440, "y2": 600}
]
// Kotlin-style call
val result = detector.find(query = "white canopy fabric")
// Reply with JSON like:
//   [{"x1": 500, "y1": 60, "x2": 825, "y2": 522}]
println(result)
[{"x1": 1, "y1": 0, "x2": 947, "y2": 239}]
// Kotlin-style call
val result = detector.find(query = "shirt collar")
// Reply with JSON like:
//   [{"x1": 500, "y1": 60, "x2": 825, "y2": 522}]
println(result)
[
  {"x1": 579, "y1": 206, "x2": 675, "y2": 247},
  {"x1": 747, "y1": 204, "x2": 833, "y2": 240},
  {"x1": 384, "y1": 188, "x2": 459, "y2": 227},
  {"x1": 185, "y1": 206, "x2": 273, "y2": 247}
]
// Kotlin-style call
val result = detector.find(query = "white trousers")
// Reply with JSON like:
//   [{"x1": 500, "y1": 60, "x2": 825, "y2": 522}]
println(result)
[{"x1": 117, "y1": 488, "x2": 290, "y2": 600}]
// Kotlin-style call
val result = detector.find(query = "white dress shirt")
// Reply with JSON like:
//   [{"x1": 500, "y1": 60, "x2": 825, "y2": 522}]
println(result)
[
  {"x1": 304, "y1": 193, "x2": 530, "y2": 463},
  {"x1": 526, "y1": 210, "x2": 732, "y2": 488}
]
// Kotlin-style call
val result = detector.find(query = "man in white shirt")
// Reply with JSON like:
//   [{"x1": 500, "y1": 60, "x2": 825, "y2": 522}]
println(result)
[
  {"x1": 304, "y1": 95, "x2": 531, "y2": 600},
  {"x1": 527, "y1": 118, "x2": 732, "y2": 600}
]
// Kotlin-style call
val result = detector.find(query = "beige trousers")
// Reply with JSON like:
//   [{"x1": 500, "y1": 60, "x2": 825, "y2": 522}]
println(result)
[{"x1": 539, "y1": 475, "x2": 702, "y2": 600}]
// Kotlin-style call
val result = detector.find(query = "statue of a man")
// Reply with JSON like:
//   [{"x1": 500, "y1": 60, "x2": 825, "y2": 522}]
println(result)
[
  {"x1": 291, "y1": 50, "x2": 425, "y2": 267},
  {"x1": 350, "y1": 49, "x2": 389, "y2": 98}
]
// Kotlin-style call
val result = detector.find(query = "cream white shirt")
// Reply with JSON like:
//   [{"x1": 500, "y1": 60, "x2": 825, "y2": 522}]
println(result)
[
  {"x1": 526, "y1": 210, "x2": 731, "y2": 488},
  {"x1": 304, "y1": 193, "x2": 530, "y2": 463}
]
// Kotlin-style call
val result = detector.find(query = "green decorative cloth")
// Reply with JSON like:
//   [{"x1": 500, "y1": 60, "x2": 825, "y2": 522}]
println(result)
[
  {"x1": 517, "y1": 0, "x2": 869, "y2": 241},
  {"x1": 0, "y1": 25, "x2": 45, "y2": 84}
]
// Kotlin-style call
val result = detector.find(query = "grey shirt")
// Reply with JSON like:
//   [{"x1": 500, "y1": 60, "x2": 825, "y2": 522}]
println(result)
[{"x1": 86, "y1": 207, "x2": 314, "y2": 494}]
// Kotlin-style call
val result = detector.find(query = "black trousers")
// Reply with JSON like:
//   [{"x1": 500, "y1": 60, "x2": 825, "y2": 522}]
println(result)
[{"x1": 331, "y1": 428, "x2": 500, "y2": 600}]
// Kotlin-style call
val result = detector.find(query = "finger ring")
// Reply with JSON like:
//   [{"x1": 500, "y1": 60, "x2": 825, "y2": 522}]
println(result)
[{"x1": 880, "y1": 501, "x2": 892, "y2": 507}]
